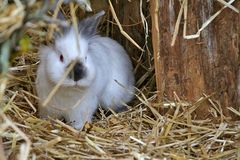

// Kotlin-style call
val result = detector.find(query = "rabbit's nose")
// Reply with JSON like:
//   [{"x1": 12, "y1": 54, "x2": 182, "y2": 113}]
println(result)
[{"x1": 69, "y1": 62, "x2": 86, "y2": 81}]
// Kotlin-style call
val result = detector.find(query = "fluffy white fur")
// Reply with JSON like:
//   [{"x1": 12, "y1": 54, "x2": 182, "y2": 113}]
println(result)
[{"x1": 36, "y1": 11, "x2": 135, "y2": 129}]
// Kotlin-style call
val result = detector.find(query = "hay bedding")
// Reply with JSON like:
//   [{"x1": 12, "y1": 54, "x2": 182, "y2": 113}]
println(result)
[{"x1": 0, "y1": 0, "x2": 240, "y2": 160}]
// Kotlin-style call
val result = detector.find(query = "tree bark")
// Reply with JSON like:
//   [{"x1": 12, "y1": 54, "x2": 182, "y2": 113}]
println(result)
[
  {"x1": 111, "y1": 0, "x2": 153, "y2": 88},
  {"x1": 150, "y1": 0, "x2": 240, "y2": 119}
]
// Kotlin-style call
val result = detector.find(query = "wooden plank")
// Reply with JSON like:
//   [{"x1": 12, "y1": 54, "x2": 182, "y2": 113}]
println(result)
[{"x1": 153, "y1": 0, "x2": 239, "y2": 118}]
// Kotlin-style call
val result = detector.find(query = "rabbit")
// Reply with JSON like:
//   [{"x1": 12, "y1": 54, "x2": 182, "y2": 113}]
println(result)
[{"x1": 36, "y1": 11, "x2": 135, "y2": 129}]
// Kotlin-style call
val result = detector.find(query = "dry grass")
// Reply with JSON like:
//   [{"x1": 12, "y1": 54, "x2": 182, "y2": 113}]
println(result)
[{"x1": 0, "y1": 0, "x2": 240, "y2": 159}]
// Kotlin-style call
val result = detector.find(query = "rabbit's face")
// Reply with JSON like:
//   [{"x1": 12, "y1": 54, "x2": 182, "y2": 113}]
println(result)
[
  {"x1": 44, "y1": 29, "x2": 96, "y2": 88},
  {"x1": 40, "y1": 10, "x2": 105, "y2": 88}
]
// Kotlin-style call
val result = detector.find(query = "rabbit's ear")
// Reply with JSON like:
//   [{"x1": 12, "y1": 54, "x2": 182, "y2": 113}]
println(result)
[
  {"x1": 78, "y1": 10, "x2": 105, "y2": 37},
  {"x1": 53, "y1": 11, "x2": 71, "y2": 39}
]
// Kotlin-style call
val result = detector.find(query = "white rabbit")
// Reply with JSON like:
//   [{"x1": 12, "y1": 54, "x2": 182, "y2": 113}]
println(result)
[{"x1": 36, "y1": 11, "x2": 135, "y2": 129}]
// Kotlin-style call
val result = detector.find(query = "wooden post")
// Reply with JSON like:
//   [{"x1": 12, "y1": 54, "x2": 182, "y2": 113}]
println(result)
[{"x1": 150, "y1": 0, "x2": 240, "y2": 118}]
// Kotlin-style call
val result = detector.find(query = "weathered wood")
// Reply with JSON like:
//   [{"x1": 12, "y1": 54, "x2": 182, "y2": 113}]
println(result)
[
  {"x1": 111, "y1": 0, "x2": 151, "y2": 86},
  {"x1": 151, "y1": 0, "x2": 239, "y2": 118},
  {"x1": 111, "y1": 0, "x2": 144, "y2": 52}
]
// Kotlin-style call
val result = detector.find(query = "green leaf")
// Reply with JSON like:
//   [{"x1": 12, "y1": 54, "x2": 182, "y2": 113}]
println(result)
[{"x1": 19, "y1": 35, "x2": 32, "y2": 53}]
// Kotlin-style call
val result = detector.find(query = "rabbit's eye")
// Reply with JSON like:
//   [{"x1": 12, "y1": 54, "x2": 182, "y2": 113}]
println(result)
[{"x1": 60, "y1": 54, "x2": 64, "y2": 62}]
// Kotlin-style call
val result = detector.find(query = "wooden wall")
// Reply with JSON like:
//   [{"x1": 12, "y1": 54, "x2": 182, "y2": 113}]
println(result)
[{"x1": 150, "y1": 0, "x2": 240, "y2": 118}]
